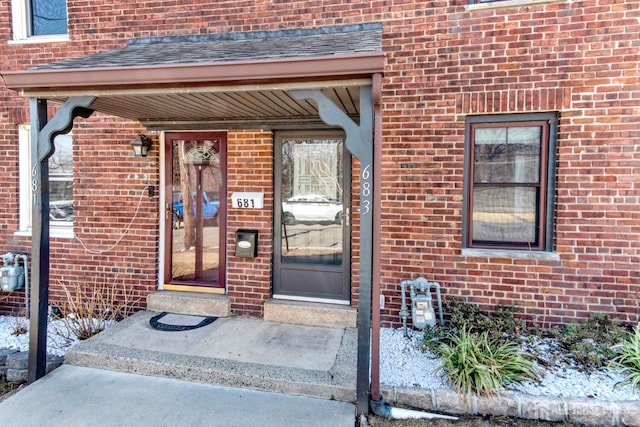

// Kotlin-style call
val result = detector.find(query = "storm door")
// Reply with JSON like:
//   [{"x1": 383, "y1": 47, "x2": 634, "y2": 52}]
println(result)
[
  {"x1": 274, "y1": 131, "x2": 351, "y2": 302},
  {"x1": 164, "y1": 132, "x2": 226, "y2": 289}
]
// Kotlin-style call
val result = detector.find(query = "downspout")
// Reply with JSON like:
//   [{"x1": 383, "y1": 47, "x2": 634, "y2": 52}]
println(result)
[
  {"x1": 370, "y1": 398, "x2": 458, "y2": 421},
  {"x1": 370, "y1": 73, "x2": 383, "y2": 403},
  {"x1": 367, "y1": 76, "x2": 455, "y2": 420},
  {"x1": 354, "y1": 84, "x2": 374, "y2": 416}
]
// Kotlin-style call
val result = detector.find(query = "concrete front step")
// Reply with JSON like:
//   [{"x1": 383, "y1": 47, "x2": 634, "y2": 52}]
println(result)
[
  {"x1": 264, "y1": 299, "x2": 357, "y2": 328},
  {"x1": 64, "y1": 311, "x2": 357, "y2": 403},
  {"x1": 147, "y1": 291, "x2": 357, "y2": 329},
  {"x1": 147, "y1": 291, "x2": 230, "y2": 317}
]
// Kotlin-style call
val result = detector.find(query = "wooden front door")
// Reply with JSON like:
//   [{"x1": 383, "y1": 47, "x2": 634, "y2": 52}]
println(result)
[{"x1": 164, "y1": 132, "x2": 226, "y2": 289}]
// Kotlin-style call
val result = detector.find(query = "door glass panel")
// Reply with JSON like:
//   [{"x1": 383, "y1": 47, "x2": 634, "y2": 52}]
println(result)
[
  {"x1": 280, "y1": 138, "x2": 344, "y2": 266},
  {"x1": 171, "y1": 139, "x2": 221, "y2": 285}
]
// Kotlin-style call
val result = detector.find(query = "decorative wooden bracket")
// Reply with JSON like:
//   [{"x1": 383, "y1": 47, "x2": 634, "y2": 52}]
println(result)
[
  {"x1": 28, "y1": 96, "x2": 95, "y2": 384},
  {"x1": 37, "y1": 96, "x2": 96, "y2": 161}
]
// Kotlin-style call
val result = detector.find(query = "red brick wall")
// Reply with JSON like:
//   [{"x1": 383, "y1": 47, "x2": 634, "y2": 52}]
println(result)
[
  {"x1": 377, "y1": 0, "x2": 640, "y2": 327},
  {"x1": 226, "y1": 132, "x2": 274, "y2": 317},
  {"x1": 0, "y1": 0, "x2": 638, "y2": 327},
  {"x1": 50, "y1": 115, "x2": 158, "y2": 305}
]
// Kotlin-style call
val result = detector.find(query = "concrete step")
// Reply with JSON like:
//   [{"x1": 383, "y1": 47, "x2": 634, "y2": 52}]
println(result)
[
  {"x1": 64, "y1": 311, "x2": 357, "y2": 403},
  {"x1": 264, "y1": 299, "x2": 357, "y2": 328},
  {"x1": 147, "y1": 291, "x2": 356, "y2": 329},
  {"x1": 146, "y1": 291, "x2": 230, "y2": 317}
]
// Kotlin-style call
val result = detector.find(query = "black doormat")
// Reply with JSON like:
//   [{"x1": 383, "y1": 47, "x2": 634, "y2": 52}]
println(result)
[{"x1": 149, "y1": 312, "x2": 218, "y2": 332}]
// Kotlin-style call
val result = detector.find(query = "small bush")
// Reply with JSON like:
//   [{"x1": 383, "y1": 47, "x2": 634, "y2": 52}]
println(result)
[
  {"x1": 10, "y1": 316, "x2": 28, "y2": 336},
  {"x1": 52, "y1": 277, "x2": 140, "y2": 341},
  {"x1": 545, "y1": 313, "x2": 627, "y2": 370},
  {"x1": 611, "y1": 324, "x2": 640, "y2": 391},
  {"x1": 445, "y1": 298, "x2": 524, "y2": 342},
  {"x1": 424, "y1": 299, "x2": 631, "y2": 391},
  {"x1": 436, "y1": 327, "x2": 538, "y2": 397},
  {"x1": 421, "y1": 324, "x2": 448, "y2": 355}
]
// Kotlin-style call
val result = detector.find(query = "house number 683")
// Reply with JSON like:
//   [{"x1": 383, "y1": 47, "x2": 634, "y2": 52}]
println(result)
[{"x1": 361, "y1": 164, "x2": 371, "y2": 215}]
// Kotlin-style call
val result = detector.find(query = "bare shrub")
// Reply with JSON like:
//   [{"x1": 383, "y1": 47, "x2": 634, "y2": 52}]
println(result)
[
  {"x1": 52, "y1": 277, "x2": 140, "y2": 341},
  {"x1": 10, "y1": 315, "x2": 28, "y2": 336}
]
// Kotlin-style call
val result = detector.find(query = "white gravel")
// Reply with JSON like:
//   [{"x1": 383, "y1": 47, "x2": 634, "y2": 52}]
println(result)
[
  {"x1": 0, "y1": 316, "x2": 81, "y2": 357},
  {"x1": 3, "y1": 315, "x2": 639, "y2": 402},
  {"x1": 379, "y1": 327, "x2": 640, "y2": 402}
]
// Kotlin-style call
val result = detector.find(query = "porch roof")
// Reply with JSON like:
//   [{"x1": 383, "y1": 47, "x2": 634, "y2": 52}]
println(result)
[
  {"x1": 3, "y1": 23, "x2": 384, "y2": 129},
  {"x1": 16, "y1": 24, "x2": 383, "y2": 414}
]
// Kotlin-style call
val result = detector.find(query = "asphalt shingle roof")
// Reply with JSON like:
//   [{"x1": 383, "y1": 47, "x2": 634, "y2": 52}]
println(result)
[{"x1": 34, "y1": 23, "x2": 383, "y2": 70}]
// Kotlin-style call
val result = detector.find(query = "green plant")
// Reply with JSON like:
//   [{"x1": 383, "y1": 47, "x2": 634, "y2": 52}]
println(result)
[
  {"x1": 610, "y1": 324, "x2": 640, "y2": 391},
  {"x1": 421, "y1": 324, "x2": 448, "y2": 355},
  {"x1": 436, "y1": 328, "x2": 538, "y2": 397},
  {"x1": 444, "y1": 298, "x2": 524, "y2": 342},
  {"x1": 51, "y1": 277, "x2": 140, "y2": 341},
  {"x1": 545, "y1": 313, "x2": 627, "y2": 370}
]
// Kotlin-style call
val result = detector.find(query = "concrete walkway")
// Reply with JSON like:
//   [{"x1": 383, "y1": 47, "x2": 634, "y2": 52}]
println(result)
[
  {"x1": 0, "y1": 311, "x2": 358, "y2": 426},
  {"x1": 0, "y1": 365, "x2": 355, "y2": 427},
  {"x1": 64, "y1": 312, "x2": 357, "y2": 401}
]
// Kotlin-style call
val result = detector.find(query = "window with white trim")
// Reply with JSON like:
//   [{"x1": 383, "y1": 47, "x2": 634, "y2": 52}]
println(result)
[
  {"x1": 11, "y1": 0, "x2": 68, "y2": 40},
  {"x1": 18, "y1": 125, "x2": 74, "y2": 237},
  {"x1": 463, "y1": 113, "x2": 557, "y2": 251}
]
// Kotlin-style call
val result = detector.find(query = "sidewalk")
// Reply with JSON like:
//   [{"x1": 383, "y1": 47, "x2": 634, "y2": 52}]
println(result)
[{"x1": 0, "y1": 365, "x2": 355, "y2": 427}]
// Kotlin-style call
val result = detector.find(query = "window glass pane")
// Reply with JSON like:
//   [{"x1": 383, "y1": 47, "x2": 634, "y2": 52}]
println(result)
[
  {"x1": 474, "y1": 126, "x2": 540, "y2": 184},
  {"x1": 281, "y1": 138, "x2": 344, "y2": 266},
  {"x1": 49, "y1": 180, "x2": 73, "y2": 221},
  {"x1": 49, "y1": 134, "x2": 72, "y2": 177},
  {"x1": 49, "y1": 134, "x2": 73, "y2": 222},
  {"x1": 472, "y1": 187, "x2": 537, "y2": 244},
  {"x1": 31, "y1": 0, "x2": 67, "y2": 36}
]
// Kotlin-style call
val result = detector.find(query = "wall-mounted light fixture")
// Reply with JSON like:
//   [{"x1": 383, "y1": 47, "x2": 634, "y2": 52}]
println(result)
[{"x1": 129, "y1": 134, "x2": 152, "y2": 157}]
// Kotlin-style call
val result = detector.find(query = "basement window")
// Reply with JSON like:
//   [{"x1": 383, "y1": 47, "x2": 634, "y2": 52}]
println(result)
[
  {"x1": 11, "y1": 0, "x2": 68, "y2": 41},
  {"x1": 463, "y1": 113, "x2": 557, "y2": 252}
]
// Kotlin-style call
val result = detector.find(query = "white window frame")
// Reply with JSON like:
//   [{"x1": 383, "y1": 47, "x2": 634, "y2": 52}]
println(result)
[
  {"x1": 17, "y1": 125, "x2": 74, "y2": 238},
  {"x1": 10, "y1": 0, "x2": 69, "y2": 43}
]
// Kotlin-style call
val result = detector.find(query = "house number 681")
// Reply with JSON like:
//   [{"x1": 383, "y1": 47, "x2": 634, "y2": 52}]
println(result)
[{"x1": 235, "y1": 198, "x2": 255, "y2": 208}]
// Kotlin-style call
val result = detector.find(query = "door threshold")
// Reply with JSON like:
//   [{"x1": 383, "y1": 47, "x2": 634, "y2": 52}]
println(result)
[
  {"x1": 163, "y1": 284, "x2": 225, "y2": 294},
  {"x1": 272, "y1": 294, "x2": 350, "y2": 306}
]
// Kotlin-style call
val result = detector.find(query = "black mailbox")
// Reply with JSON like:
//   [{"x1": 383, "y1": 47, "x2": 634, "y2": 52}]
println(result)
[{"x1": 235, "y1": 229, "x2": 258, "y2": 258}]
